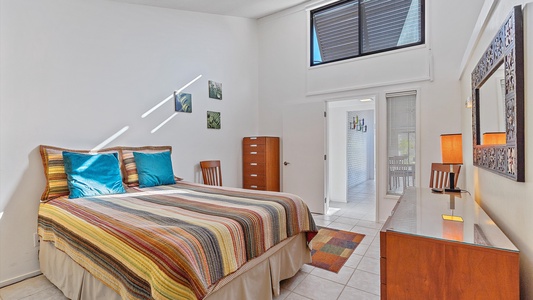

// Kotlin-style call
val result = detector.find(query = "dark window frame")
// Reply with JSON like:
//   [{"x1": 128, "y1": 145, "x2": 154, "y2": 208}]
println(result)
[{"x1": 310, "y1": 0, "x2": 426, "y2": 66}]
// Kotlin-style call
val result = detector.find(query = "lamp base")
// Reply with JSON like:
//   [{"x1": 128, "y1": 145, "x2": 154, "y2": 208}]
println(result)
[{"x1": 444, "y1": 188, "x2": 462, "y2": 193}]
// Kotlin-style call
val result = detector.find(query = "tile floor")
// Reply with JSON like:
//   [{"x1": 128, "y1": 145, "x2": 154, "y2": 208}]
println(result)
[{"x1": 0, "y1": 180, "x2": 381, "y2": 300}]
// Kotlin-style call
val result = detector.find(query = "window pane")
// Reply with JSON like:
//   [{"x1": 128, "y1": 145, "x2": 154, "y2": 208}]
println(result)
[
  {"x1": 361, "y1": 0, "x2": 422, "y2": 54},
  {"x1": 387, "y1": 92, "x2": 416, "y2": 195},
  {"x1": 312, "y1": 0, "x2": 359, "y2": 64}
]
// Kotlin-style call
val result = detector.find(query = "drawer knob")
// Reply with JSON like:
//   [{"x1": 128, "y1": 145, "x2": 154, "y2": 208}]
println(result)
[
  {"x1": 251, "y1": 174, "x2": 258, "y2": 177},
  {"x1": 250, "y1": 152, "x2": 257, "y2": 155},
  {"x1": 251, "y1": 185, "x2": 258, "y2": 188},
  {"x1": 250, "y1": 163, "x2": 258, "y2": 166},
  {"x1": 250, "y1": 144, "x2": 257, "y2": 147}
]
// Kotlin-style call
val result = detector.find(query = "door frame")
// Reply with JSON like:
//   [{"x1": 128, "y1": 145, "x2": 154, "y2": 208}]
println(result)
[{"x1": 325, "y1": 96, "x2": 377, "y2": 218}]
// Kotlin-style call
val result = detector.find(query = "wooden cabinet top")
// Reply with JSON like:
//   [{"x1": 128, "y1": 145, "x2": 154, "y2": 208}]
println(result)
[{"x1": 382, "y1": 187, "x2": 518, "y2": 252}]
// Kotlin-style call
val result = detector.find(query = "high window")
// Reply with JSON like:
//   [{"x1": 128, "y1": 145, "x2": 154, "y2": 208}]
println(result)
[{"x1": 311, "y1": 0, "x2": 424, "y2": 66}]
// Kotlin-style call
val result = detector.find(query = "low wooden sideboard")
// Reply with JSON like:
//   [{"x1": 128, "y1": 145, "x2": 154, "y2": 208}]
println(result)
[{"x1": 380, "y1": 188, "x2": 519, "y2": 299}]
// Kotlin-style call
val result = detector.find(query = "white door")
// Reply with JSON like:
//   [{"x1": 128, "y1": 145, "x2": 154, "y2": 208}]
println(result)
[{"x1": 282, "y1": 102, "x2": 326, "y2": 214}]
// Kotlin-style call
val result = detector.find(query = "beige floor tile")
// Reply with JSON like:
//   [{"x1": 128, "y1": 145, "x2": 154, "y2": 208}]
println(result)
[
  {"x1": 0, "y1": 275, "x2": 53, "y2": 300},
  {"x1": 313, "y1": 219, "x2": 332, "y2": 228},
  {"x1": 280, "y1": 270, "x2": 308, "y2": 291},
  {"x1": 274, "y1": 288, "x2": 291, "y2": 300},
  {"x1": 20, "y1": 286, "x2": 67, "y2": 300},
  {"x1": 364, "y1": 245, "x2": 381, "y2": 259},
  {"x1": 347, "y1": 269, "x2": 380, "y2": 296},
  {"x1": 338, "y1": 286, "x2": 380, "y2": 300},
  {"x1": 357, "y1": 257, "x2": 380, "y2": 275},
  {"x1": 339, "y1": 211, "x2": 366, "y2": 219},
  {"x1": 333, "y1": 217, "x2": 359, "y2": 226},
  {"x1": 361, "y1": 213, "x2": 377, "y2": 221},
  {"x1": 309, "y1": 266, "x2": 355, "y2": 285},
  {"x1": 353, "y1": 243, "x2": 370, "y2": 255},
  {"x1": 312, "y1": 214, "x2": 338, "y2": 222},
  {"x1": 285, "y1": 292, "x2": 312, "y2": 300},
  {"x1": 350, "y1": 226, "x2": 379, "y2": 237},
  {"x1": 343, "y1": 253, "x2": 364, "y2": 268},
  {"x1": 293, "y1": 274, "x2": 345, "y2": 300},
  {"x1": 326, "y1": 221, "x2": 354, "y2": 231},
  {"x1": 359, "y1": 234, "x2": 375, "y2": 245},
  {"x1": 299, "y1": 264, "x2": 315, "y2": 274},
  {"x1": 356, "y1": 220, "x2": 384, "y2": 230}
]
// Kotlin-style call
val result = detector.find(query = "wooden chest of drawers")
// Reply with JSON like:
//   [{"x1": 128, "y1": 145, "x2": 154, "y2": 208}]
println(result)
[
  {"x1": 242, "y1": 137, "x2": 280, "y2": 191},
  {"x1": 380, "y1": 188, "x2": 519, "y2": 299}
]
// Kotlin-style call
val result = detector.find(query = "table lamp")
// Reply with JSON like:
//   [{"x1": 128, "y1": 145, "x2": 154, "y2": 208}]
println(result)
[
  {"x1": 441, "y1": 133, "x2": 462, "y2": 193},
  {"x1": 482, "y1": 132, "x2": 506, "y2": 145}
]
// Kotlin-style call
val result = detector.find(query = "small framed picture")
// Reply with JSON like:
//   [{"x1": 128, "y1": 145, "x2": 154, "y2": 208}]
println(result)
[
  {"x1": 207, "y1": 111, "x2": 221, "y2": 129},
  {"x1": 174, "y1": 92, "x2": 192, "y2": 113},
  {"x1": 208, "y1": 80, "x2": 222, "y2": 100}
]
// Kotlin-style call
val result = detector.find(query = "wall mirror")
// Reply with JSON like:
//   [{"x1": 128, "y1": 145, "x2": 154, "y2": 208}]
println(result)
[{"x1": 471, "y1": 5, "x2": 524, "y2": 182}]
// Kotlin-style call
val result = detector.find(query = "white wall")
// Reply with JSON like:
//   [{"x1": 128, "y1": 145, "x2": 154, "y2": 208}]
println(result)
[
  {"x1": 258, "y1": 0, "x2": 484, "y2": 220},
  {"x1": 460, "y1": 1, "x2": 533, "y2": 297},
  {"x1": 0, "y1": 0, "x2": 258, "y2": 286}
]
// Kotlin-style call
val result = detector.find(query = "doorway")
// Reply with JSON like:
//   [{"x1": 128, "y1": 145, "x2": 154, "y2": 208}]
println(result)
[{"x1": 326, "y1": 98, "x2": 376, "y2": 221}]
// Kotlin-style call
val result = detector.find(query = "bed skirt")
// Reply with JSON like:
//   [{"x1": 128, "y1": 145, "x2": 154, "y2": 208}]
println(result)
[{"x1": 39, "y1": 233, "x2": 311, "y2": 300}]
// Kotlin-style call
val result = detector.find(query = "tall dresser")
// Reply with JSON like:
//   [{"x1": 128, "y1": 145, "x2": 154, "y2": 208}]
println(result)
[{"x1": 242, "y1": 136, "x2": 280, "y2": 192}]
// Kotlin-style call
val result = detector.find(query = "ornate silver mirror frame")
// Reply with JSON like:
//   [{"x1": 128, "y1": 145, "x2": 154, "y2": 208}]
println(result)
[{"x1": 472, "y1": 5, "x2": 524, "y2": 182}]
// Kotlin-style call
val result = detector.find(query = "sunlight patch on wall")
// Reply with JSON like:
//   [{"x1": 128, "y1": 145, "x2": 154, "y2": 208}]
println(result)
[
  {"x1": 151, "y1": 113, "x2": 178, "y2": 134},
  {"x1": 91, "y1": 126, "x2": 130, "y2": 152}
]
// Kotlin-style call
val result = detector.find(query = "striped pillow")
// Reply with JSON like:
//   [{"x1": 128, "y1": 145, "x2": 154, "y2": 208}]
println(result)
[
  {"x1": 39, "y1": 145, "x2": 119, "y2": 201},
  {"x1": 120, "y1": 146, "x2": 173, "y2": 187}
]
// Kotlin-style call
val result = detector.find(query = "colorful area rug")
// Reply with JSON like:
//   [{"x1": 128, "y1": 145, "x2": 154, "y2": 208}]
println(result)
[{"x1": 309, "y1": 227, "x2": 365, "y2": 273}]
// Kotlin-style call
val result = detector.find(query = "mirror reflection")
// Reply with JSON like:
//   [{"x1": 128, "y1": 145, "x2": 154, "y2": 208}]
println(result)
[{"x1": 478, "y1": 63, "x2": 505, "y2": 145}]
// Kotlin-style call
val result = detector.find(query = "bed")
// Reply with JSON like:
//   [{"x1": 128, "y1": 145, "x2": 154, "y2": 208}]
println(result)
[{"x1": 37, "y1": 145, "x2": 317, "y2": 300}]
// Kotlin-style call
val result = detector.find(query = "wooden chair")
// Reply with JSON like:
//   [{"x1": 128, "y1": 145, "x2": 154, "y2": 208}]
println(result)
[
  {"x1": 388, "y1": 155, "x2": 410, "y2": 190},
  {"x1": 429, "y1": 163, "x2": 461, "y2": 189},
  {"x1": 200, "y1": 160, "x2": 222, "y2": 186}
]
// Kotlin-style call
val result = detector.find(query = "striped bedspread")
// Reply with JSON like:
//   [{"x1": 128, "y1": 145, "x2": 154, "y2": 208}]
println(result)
[{"x1": 37, "y1": 181, "x2": 317, "y2": 300}]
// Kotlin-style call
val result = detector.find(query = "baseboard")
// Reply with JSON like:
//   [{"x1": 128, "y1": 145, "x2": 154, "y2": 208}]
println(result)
[{"x1": 0, "y1": 270, "x2": 42, "y2": 288}]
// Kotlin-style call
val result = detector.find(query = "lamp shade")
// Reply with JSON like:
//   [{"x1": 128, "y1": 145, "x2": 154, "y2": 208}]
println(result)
[
  {"x1": 483, "y1": 132, "x2": 506, "y2": 145},
  {"x1": 441, "y1": 134, "x2": 463, "y2": 164}
]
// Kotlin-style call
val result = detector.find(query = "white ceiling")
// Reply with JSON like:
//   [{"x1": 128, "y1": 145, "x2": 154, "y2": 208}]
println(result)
[{"x1": 108, "y1": 0, "x2": 312, "y2": 19}]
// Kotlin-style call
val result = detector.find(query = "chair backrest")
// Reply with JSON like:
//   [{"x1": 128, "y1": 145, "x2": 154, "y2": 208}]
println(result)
[
  {"x1": 389, "y1": 155, "x2": 408, "y2": 165},
  {"x1": 429, "y1": 163, "x2": 461, "y2": 189},
  {"x1": 200, "y1": 160, "x2": 222, "y2": 186}
]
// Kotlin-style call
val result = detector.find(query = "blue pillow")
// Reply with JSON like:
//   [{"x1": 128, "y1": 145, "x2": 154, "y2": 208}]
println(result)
[
  {"x1": 62, "y1": 151, "x2": 126, "y2": 199},
  {"x1": 133, "y1": 151, "x2": 176, "y2": 188}
]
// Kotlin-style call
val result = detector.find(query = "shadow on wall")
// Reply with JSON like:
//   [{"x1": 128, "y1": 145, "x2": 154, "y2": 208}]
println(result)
[
  {"x1": 1, "y1": 146, "x2": 45, "y2": 284},
  {"x1": 194, "y1": 164, "x2": 203, "y2": 184}
]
